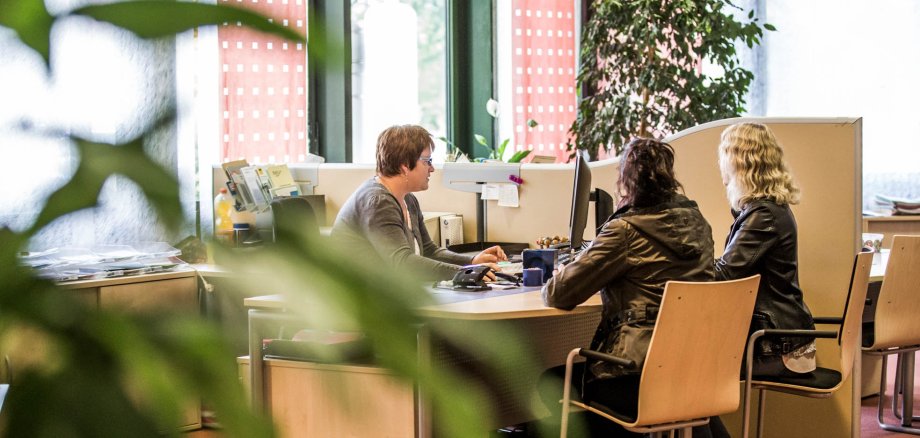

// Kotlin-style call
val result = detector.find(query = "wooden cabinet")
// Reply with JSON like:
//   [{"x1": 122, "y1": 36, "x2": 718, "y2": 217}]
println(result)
[
  {"x1": 46, "y1": 270, "x2": 202, "y2": 431},
  {"x1": 238, "y1": 357, "x2": 415, "y2": 438}
]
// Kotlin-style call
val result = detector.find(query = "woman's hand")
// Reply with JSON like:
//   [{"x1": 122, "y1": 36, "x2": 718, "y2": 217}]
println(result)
[
  {"x1": 479, "y1": 262, "x2": 500, "y2": 281},
  {"x1": 472, "y1": 245, "x2": 508, "y2": 264}
]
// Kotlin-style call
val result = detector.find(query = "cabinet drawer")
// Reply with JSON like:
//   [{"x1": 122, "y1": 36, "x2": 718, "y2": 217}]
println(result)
[{"x1": 99, "y1": 277, "x2": 197, "y2": 314}]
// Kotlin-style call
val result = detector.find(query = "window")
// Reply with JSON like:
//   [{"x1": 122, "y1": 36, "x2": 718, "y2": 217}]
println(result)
[
  {"x1": 217, "y1": 0, "x2": 310, "y2": 164},
  {"x1": 497, "y1": 0, "x2": 579, "y2": 163},
  {"x1": 0, "y1": 13, "x2": 181, "y2": 249},
  {"x1": 351, "y1": 0, "x2": 447, "y2": 163},
  {"x1": 747, "y1": 1, "x2": 920, "y2": 209}
]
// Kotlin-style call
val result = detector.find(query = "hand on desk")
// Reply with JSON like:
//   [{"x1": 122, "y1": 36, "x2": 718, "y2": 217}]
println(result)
[
  {"x1": 472, "y1": 245, "x2": 508, "y2": 265},
  {"x1": 479, "y1": 262, "x2": 500, "y2": 281}
]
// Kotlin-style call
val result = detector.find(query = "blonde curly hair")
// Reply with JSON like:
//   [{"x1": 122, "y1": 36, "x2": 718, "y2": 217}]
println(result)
[{"x1": 719, "y1": 123, "x2": 800, "y2": 211}]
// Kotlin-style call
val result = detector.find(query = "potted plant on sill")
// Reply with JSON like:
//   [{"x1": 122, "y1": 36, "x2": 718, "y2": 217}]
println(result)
[{"x1": 441, "y1": 98, "x2": 537, "y2": 163}]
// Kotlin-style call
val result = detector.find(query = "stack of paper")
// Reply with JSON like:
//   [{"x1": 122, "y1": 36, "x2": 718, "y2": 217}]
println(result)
[{"x1": 874, "y1": 194, "x2": 920, "y2": 215}]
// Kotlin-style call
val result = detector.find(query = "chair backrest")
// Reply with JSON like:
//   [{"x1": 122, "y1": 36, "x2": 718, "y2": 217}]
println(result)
[
  {"x1": 836, "y1": 251, "x2": 873, "y2": 382},
  {"x1": 635, "y1": 275, "x2": 760, "y2": 426},
  {"x1": 271, "y1": 196, "x2": 320, "y2": 243},
  {"x1": 869, "y1": 235, "x2": 920, "y2": 350}
]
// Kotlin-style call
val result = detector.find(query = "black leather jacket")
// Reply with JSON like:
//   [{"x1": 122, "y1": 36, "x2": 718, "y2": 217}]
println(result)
[
  {"x1": 543, "y1": 195, "x2": 714, "y2": 381},
  {"x1": 714, "y1": 199, "x2": 815, "y2": 356}
]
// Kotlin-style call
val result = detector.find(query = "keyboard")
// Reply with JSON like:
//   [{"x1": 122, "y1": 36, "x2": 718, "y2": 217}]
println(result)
[
  {"x1": 497, "y1": 261, "x2": 524, "y2": 276},
  {"x1": 558, "y1": 247, "x2": 585, "y2": 266}
]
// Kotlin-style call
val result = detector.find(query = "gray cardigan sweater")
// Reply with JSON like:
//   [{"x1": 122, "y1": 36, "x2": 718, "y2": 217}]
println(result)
[{"x1": 331, "y1": 178, "x2": 472, "y2": 280}]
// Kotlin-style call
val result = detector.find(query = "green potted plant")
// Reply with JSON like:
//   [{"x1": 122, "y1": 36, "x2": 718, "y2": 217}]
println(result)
[
  {"x1": 441, "y1": 98, "x2": 537, "y2": 163},
  {"x1": 570, "y1": 0, "x2": 774, "y2": 159}
]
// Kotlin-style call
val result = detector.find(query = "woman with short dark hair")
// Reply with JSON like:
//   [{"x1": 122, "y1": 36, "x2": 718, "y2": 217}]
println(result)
[
  {"x1": 332, "y1": 125, "x2": 506, "y2": 280},
  {"x1": 539, "y1": 138, "x2": 720, "y2": 437}
]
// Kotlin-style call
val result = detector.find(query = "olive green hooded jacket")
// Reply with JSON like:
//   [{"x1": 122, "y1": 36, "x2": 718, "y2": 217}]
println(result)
[{"x1": 542, "y1": 194, "x2": 714, "y2": 381}]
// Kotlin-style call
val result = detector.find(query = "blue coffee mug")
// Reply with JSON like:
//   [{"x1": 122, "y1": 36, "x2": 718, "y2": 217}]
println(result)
[{"x1": 523, "y1": 268, "x2": 544, "y2": 287}]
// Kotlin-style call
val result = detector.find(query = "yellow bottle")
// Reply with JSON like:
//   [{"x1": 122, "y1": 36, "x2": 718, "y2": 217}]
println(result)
[{"x1": 214, "y1": 188, "x2": 234, "y2": 242}]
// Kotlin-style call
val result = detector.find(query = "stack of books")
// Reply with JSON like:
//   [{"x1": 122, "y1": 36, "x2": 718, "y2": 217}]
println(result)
[{"x1": 873, "y1": 194, "x2": 920, "y2": 215}]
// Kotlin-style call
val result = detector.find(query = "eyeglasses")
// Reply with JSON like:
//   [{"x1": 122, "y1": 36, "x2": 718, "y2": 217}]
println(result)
[{"x1": 418, "y1": 157, "x2": 434, "y2": 167}]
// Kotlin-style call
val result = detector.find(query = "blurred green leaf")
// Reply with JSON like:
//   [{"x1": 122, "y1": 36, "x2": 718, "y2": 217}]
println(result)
[
  {"x1": 763, "y1": 23, "x2": 776, "y2": 31},
  {"x1": 526, "y1": 118, "x2": 539, "y2": 128},
  {"x1": 438, "y1": 135, "x2": 457, "y2": 153},
  {"x1": 474, "y1": 133, "x2": 488, "y2": 147},
  {"x1": 27, "y1": 134, "x2": 181, "y2": 236},
  {"x1": 508, "y1": 149, "x2": 532, "y2": 163},
  {"x1": 497, "y1": 138, "x2": 509, "y2": 161},
  {"x1": 0, "y1": 0, "x2": 55, "y2": 66},
  {"x1": 73, "y1": 0, "x2": 304, "y2": 43}
]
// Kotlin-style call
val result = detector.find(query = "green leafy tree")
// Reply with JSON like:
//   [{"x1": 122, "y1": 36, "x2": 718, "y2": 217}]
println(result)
[
  {"x1": 570, "y1": 0, "x2": 774, "y2": 159},
  {"x1": 0, "y1": 1, "x2": 539, "y2": 437}
]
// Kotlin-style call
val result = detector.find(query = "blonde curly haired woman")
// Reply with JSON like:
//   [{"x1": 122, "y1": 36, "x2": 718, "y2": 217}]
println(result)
[{"x1": 715, "y1": 122, "x2": 816, "y2": 377}]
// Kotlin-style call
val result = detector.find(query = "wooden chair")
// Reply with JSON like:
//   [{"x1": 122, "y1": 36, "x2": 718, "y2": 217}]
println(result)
[
  {"x1": 559, "y1": 275, "x2": 761, "y2": 438},
  {"x1": 741, "y1": 251, "x2": 873, "y2": 438},
  {"x1": 862, "y1": 235, "x2": 920, "y2": 435}
]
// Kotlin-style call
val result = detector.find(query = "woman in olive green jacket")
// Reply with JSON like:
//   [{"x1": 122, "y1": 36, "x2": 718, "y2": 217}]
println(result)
[{"x1": 539, "y1": 138, "x2": 720, "y2": 438}]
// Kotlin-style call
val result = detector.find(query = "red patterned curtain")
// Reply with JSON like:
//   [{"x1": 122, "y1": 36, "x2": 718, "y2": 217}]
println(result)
[
  {"x1": 511, "y1": 0, "x2": 578, "y2": 163},
  {"x1": 218, "y1": 0, "x2": 308, "y2": 163}
]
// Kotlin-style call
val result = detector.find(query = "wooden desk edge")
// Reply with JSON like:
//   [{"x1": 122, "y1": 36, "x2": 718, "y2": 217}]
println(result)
[
  {"x1": 244, "y1": 291, "x2": 603, "y2": 320},
  {"x1": 57, "y1": 267, "x2": 196, "y2": 289}
]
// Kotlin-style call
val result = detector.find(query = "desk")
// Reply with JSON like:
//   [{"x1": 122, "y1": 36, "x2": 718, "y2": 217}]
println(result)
[
  {"x1": 863, "y1": 216, "x2": 920, "y2": 248},
  {"x1": 868, "y1": 250, "x2": 888, "y2": 283},
  {"x1": 58, "y1": 268, "x2": 202, "y2": 431},
  {"x1": 245, "y1": 287, "x2": 602, "y2": 437}
]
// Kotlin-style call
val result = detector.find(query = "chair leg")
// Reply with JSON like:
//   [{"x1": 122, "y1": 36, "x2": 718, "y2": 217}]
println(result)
[
  {"x1": 559, "y1": 349, "x2": 579, "y2": 438},
  {"x1": 893, "y1": 352, "x2": 920, "y2": 423},
  {"x1": 878, "y1": 354, "x2": 890, "y2": 425},
  {"x1": 742, "y1": 362, "x2": 756, "y2": 437},
  {"x1": 741, "y1": 380, "x2": 753, "y2": 438},
  {"x1": 877, "y1": 353, "x2": 920, "y2": 435},
  {"x1": 756, "y1": 389, "x2": 766, "y2": 438},
  {"x1": 901, "y1": 352, "x2": 916, "y2": 427},
  {"x1": 894, "y1": 353, "x2": 904, "y2": 420}
]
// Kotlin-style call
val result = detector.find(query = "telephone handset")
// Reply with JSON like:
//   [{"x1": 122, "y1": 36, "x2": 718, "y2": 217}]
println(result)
[
  {"x1": 452, "y1": 265, "x2": 492, "y2": 291},
  {"x1": 452, "y1": 265, "x2": 520, "y2": 292}
]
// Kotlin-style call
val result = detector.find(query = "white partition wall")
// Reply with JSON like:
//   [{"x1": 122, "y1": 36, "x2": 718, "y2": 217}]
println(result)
[
  {"x1": 485, "y1": 159, "x2": 619, "y2": 247},
  {"x1": 667, "y1": 117, "x2": 863, "y2": 438},
  {"x1": 212, "y1": 159, "x2": 619, "y2": 248}
]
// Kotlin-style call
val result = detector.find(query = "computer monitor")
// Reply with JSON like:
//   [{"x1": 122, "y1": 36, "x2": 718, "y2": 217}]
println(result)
[
  {"x1": 568, "y1": 150, "x2": 615, "y2": 251},
  {"x1": 569, "y1": 149, "x2": 592, "y2": 250}
]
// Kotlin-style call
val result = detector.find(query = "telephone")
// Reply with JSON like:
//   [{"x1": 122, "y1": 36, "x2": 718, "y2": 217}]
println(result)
[
  {"x1": 452, "y1": 265, "x2": 520, "y2": 292},
  {"x1": 452, "y1": 265, "x2": 492, "y2": 291}
]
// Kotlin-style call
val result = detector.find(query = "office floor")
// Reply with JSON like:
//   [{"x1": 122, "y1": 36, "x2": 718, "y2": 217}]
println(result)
[
  {"x1": 861, "y1": 351, "x2": 920, "y2": 438},
  {"x1": 186, "y1": 353, "x2": 920, "y2": 438}
]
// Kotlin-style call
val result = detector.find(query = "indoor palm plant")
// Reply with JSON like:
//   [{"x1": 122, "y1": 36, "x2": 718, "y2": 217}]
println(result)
[{"x1": 570, "y1": 0, "x2": 774, "y2": 159}]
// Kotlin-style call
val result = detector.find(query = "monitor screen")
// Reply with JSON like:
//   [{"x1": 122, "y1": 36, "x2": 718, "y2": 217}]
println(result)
[{"x1": 568, "y1": 150, "x2": 592, "y2": 250}]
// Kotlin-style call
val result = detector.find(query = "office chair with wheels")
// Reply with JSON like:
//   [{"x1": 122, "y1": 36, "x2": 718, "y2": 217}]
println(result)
[
  {"x1": 741, "y1": 251, "x2": 873, "y2": 438},
  {"x1": 560, "y1": 275, "x2": 761, "y2": 438},
  {"x1": 862, "y1": 235, "x2": 920, "y2": 435}
]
